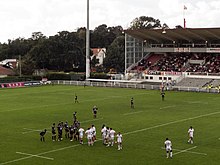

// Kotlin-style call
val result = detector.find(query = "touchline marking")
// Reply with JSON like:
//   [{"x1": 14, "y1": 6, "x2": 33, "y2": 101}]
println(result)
[
  {"x1": 160, "y1": 105, "x2": 176, "y2": 109},
  {"x1": 173, "y1": 146, "x2": 197, "y2": 156},
  {"x1": 2, "y1": 110, "x2": 219, "y2": 165},
  {"x1": 161, "y1": 147, "x2": 207, "y2": 156},
  {"x1": 123, "y1": 111, "x2": 143, "y2": 116},
  {"x1": 16, "y1": 152, "x2": 54, "y2": 160}
]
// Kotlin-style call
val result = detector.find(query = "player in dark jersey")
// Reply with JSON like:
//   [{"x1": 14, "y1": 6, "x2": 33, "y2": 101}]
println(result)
[
  {"x1": 75, "y1": 95, "x2": 79, "y2": 103},
  {"x1": 131, "y1": 97, "x2": 134, "y2": 109},
  {"x1": 69, "y1": 125, "x2": 74, "y2": 141},
  {"x1": 73, "y1": 112, "x2": 77, "y2": 123},
  {"x1": 40, "y1": 129, "x2": 47, "y2": 142},
  {"x1": 161, "y1": 92, "x2": 165, "y2": 101},
  {"x1": 74, "y1": 120, "x2": 80, "y2": 129},
  {"x1": 74, "y1": 127, "x2": 79, "y2": 141},
  {"x1": 64, "y1": 121, "x2": 70, "y2": 138},
  {"x1": 92, "y1": 106, "x2": 98, "y2": 118},
  {"x1": 57, "y1": 122, "x2": 63, "y2": 141},
  {"x1": 52, "y1": 123, "x2": 56, "y2": 141}
]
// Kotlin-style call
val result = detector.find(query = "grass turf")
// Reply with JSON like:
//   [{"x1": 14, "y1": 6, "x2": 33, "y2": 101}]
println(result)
[{"x1": 0, "y1": 85, "x2": 220, "y2": 165}]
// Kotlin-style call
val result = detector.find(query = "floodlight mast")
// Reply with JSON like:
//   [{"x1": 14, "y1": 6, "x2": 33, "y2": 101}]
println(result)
[{"x1": 86, "y1": 0, "x2": 90, "y2": 79}]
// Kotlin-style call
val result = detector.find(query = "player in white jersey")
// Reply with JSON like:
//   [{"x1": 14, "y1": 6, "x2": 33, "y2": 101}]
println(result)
[
  {"x1": 91, "y1": 125, "x2": 96, "y2": 142},
  {"x1": 116, "y1": 132, "x2": 123, "y2": 150},
  {"x1": 105, "y1": 127, "x2": 110, "y2": 145},
  {"x1": 78, "y1": 127, "x2": 84, "y2": 144},
  {"x1": 85, "y1": 128, "x2": 93, "y2": 146},
  {"x1": 107, "y1": 128, "x2": 116, "y2": 147},
  {"x1": 188, "y1": 126, "x2": 194, "y2": 144},
  {"x1": 101, "y1": 125, "x2": 107, "y2": 144},
  {"x1": 164, "y1": 138, "x2": 172, "y2": 158}
]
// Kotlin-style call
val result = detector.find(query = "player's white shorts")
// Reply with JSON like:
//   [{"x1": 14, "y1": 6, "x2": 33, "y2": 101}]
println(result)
[
  {"x1": 166, "y1": 147, "x2": 172, "y2": 152},
  {"x1": 93, "y1": 132, "x2": 96, "y2": 136},
  {"x1": 117, "y1": 140, "x2": 122, "y2": 143},
  {"x1": 79, "y1": 134, "x2": 83, "y2": 139},
  {"x1": 189, "y1": 133, "x2": 193, "y2": 138},
  {"x1": 87, "y1": 135, "x2": 92, "y2": 140},
  {"x1": 110, "y1": 136, "x2": 114, "y2": 141}
]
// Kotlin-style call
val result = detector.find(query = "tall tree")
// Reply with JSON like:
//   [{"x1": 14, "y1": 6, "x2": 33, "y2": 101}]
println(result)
[
  {"x1": 103, "y1": 35, "x2": 125, "y2": 73},
  {"x1": 91, "y1": 24, "x2": 123, "y2": 49},
  {"x1": 129, "y1": 16, "x2": 162, "y2": 29}
]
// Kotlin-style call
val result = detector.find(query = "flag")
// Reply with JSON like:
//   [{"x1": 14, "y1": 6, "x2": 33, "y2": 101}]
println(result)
[{"x1": 184, "y1": 5, "x2": 187, "y2": 10}]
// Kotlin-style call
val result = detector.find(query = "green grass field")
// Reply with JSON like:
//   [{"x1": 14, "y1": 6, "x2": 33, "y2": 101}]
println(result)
[{"x1": 0, "y1": 85, "x2": 220, "y2": 165}]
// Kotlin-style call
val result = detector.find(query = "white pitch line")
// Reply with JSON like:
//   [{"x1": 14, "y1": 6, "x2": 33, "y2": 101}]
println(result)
[
  {"x1": 173, "y1": 148, "x2": 207, "y2": 156},
  {"x1": 123, "y1": 111, "x2": 143, "y2": 116},
  {"x1": 123, "y1": 110, "x2": 220, "y2": 135},
  {"x1": 22, "y1": 118, "x2": 104, "y2": 134},
  {"x1": 22, "y1": 128, "x2": 51, "y2": 134},
  {"x1": 161, "y1": 147, "x2": 207, "y2": 156},
  {"x1": 22, "y1": 128, "x2": 41, "y2": 134},
  {"x1": 22, "y1": 129, "x2": 42, "y2": 134},
  {"x1": 0, "y1": 92, "x2": 148, "y2": 113},
  {"x1": 16, "y1": 152, "x2": 54, "y2": 160},
  {"x1": 160, "y1": 105, "x2": 176, "y2": 109},
  {"x1": 2, "y1": 110, "x2": 220, "y2": 165},
  {"x1": 0, "y1": 144, "x2": 81, "y2": 165},
  {"x1": 184, "y1": 101, "x2": 208, "y2": 105},
  {"x1": 80, "y1": 118, "x2": 104, "y2": 124},
  {"x1": 0, "y1": 155, "x2": 34, "y2": 165},
  {"x1": 173, "y1": 146, "x2": 197, "y2": 156}
]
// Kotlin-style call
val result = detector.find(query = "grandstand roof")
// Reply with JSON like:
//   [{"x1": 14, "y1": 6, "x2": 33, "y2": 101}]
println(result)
[{"x1": 125, "y1": 27, "x2": 220, "y2": 43}]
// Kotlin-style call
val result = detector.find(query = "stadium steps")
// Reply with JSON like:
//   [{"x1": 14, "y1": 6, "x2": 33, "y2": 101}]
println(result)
[
  {"x1": 146, "y1": 54, "x2": 163, "y2": 64},
  {"x1": 176, "y1": 78, "x2": 214, "y2": 87}
]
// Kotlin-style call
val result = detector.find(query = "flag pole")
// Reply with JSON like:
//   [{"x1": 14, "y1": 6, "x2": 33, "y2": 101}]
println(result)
[
  {"x1": 183, "y1": 5, "x2": 187, "y2": 28},
  {"x1": 86, "y1": 0, "x2": 90, "y2": 79}
]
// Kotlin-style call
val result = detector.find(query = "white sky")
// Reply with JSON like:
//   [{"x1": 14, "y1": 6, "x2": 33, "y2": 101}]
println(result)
[{"x1": 0, "y1": 0, "x2": 220, "y2": 43}]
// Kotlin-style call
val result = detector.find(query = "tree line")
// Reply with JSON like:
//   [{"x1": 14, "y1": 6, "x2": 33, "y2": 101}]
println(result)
[{"x1": 0, "y1": 16, "x2": 167, "y2": 75}]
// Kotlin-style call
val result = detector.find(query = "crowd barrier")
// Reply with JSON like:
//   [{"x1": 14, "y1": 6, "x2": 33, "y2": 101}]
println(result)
[
  {"x1": 1, "y1": 80, "x2": 218, "y2": 94},
  {"x1": 54, "y1": 80, "x2": 220, "y2": 94}
]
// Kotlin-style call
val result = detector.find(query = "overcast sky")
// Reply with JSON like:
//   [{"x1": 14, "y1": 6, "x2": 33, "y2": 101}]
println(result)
[{"x1": 0, "y1": 0, "x2": 220, "y2": 43}]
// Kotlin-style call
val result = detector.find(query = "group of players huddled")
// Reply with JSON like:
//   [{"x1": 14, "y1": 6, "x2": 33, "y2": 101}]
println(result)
[
  {"x1": 40, "y1": 110, "x2": 123, "y2": 151},
  {"x1": 51, "y1": 120, "x2": 81, "y2": 142}
]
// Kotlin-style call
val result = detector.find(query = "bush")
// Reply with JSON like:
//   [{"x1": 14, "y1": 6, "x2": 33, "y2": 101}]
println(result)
[
  {"x1": 46, "y1": 72, "x2": 85, "y2": 81},
  {"x1": 0, "y1": 76, "x2": 42, "y2": 83},
  {"x1": 90, "y1": 73, "x2": 110, "y2": 79}
]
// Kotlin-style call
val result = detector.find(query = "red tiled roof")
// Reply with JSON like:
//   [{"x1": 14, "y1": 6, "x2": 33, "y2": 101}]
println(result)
[
  {"x1": 0, "y1": 66, "x2": 15, "y2": 75},
  {"x1": 92, "y1": 48, "x2": 102, "y2": 55}
]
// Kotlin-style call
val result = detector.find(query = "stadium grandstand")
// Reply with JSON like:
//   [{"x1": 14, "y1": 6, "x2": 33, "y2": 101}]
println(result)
[{"x1": 124, "y1": 27, "x2": 220, "y2": 90}]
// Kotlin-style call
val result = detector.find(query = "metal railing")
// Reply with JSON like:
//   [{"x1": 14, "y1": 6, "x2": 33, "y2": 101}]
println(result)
[{"x1": 54, "y1": 80, "x2": 220, "y2": 94}]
